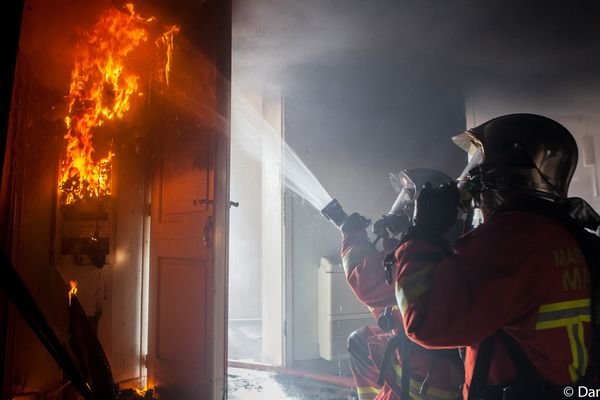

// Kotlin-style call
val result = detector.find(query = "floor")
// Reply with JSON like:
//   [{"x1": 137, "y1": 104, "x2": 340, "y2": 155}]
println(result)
[
  {"x1": 227, "y1": 368, "x2": 357, "y2": 400},
  {"x1": 228, "y1": 319, "x2": 357, "y2": 400},
  {"x1": 228, "y1": 319, "x2": 262, "y2": 361}
]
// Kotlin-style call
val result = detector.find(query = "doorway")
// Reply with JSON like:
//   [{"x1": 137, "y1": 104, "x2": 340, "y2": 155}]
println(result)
[{"x1": 228, "y1": 88, "x2": 285, "y2": 366}]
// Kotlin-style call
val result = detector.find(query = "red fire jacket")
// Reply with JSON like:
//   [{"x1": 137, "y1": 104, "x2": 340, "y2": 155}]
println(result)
[
  {"x1": 395, "y1": 210, "x2": 592, "y2": 396},
  {"x1": 342, "y1": 229, "x2": 463, "y2": 399},
  {"x1": 342, "y1": 228, "x2": 394, "y2": 321}
]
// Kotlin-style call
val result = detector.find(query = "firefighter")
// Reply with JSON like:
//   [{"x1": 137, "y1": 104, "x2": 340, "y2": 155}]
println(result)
[
  {"x1": 395, "y1": 114, "x2": 600, "y2": 399},
  {"x1": 334, "y1": 169, "x2": 464, "y2": 400}
]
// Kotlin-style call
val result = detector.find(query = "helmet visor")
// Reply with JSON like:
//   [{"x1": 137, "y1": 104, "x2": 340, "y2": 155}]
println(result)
[
  {"x1": 389, "y1": 188, "x2": 415, "y2": 216},
  {"x1": 453, "y1": 131, "x2": 484, "y2": 182},
  {"x1": 389, "y1": 171, "x2": 417, "y2": 193},
  {"x1": 457, "y1": 147, "x2": 484, "y2": 182},
  {"x1": 389, "y1": 171, "x2": 417, "y2": 215}
]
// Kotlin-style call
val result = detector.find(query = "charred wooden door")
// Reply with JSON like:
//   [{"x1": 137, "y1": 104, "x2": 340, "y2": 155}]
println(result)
[{"x1": 147, "y1": 1, "x2": 230, "y2": 399}]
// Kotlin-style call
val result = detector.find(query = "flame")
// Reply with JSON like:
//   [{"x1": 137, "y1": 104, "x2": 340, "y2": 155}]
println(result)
[
  {"x1": 134, "y1": 385, "x2": 154, "y2": 396},
  {"x1": 59, "y1": 4, "x2": 180, "y2": 205},
  {"x1": 156, "y1": 25, "x2": 180, "y2": 86},
  {"x1": 68, "y1": 280, "x2": 78, "y2": 305}
]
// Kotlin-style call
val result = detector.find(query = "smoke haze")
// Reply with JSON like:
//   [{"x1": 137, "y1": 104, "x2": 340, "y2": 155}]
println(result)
[
  {"x1": 234, "y1": 1, "x2": 600, "y2": 92},
  {"x1": 230, "y1": 1, "x2": 600, "y2": 362}
]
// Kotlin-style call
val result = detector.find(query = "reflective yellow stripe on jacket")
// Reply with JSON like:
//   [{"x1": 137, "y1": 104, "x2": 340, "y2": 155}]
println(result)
[
  {"x1": 391, "y1": 365, "x2": 458, "y2": 400},
  {"x1": 342, "y1": 245, "x2": 375, "y2": 275},
  {"x1": 535, "y1": 298, "x2": 591, "y2": 382},
  {"x1": 396, "y1": 264, "x2": 434, "y2": 315},
  {"x1": 356, "y1": 386, "x2": 380, "y2": 400},
  {"x1": 367, "y1": 304, "x2": 399, "y2": 313}
]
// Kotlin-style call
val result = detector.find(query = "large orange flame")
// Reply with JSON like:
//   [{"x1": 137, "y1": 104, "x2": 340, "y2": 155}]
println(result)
[{"x1": 59, "y1": 3, "x2": 179, "y2": 205}]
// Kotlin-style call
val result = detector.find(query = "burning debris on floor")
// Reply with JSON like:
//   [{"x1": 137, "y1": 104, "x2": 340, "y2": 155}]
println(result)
[{"x1": 117, "y1": 387, "x2": 158, "y2": 400}]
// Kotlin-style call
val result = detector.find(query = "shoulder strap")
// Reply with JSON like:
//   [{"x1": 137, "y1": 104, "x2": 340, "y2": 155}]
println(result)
[
  {"x1": 495, "y1": 329, "x2": 538, "y2": 384},
  {"x1": 467, "y1": 335, "x2": 495, "y2": 400},
  {"x1": 399, "y1": 328, "x2": 412, "y2": 400},
  {"x1": 377, "y1": 328, "x2": 411, "y2": 400},
  {"x1": 377, "y1": 332, "x2": 401, "y2": 386},
  {"x1": 378, "y1": 328, "x2": 462, "y2": 399}
]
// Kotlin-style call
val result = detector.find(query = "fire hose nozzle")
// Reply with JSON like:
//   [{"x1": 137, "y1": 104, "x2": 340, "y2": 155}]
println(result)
[{"x1": 321, "y1": 198, "x2": 348, "y2": 229}]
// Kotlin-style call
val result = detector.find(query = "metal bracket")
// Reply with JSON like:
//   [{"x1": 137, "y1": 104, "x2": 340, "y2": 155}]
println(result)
[{"x1": 193, "y1": 198, "x2": 239, "y2": 208}]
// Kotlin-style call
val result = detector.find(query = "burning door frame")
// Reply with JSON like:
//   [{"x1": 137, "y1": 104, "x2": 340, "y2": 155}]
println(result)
[{"x1": 0, "y1": 0, "x2": 231, "y2": 399}]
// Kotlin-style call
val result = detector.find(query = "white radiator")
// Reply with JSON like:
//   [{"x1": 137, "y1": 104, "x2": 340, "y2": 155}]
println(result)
[{"x1": 318, "y1": 257, "x2": 373, "y2": 360}]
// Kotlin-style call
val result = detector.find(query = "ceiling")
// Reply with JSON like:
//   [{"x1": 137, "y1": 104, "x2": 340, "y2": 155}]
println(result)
[{"x1": 233, "y1": 0, "x2": 600, "y2": 96}]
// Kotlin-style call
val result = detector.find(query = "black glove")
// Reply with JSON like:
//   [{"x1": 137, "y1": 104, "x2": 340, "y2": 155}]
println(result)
[
  {"x1": 382, "y1": 237, "x2": 401, "y2": 251},
  {"x1": 340, "y1": 212, "x2": 371, "y2": 233},
  {"x1": 372, "y1": 214, "x2": 410, "y2": 238},
  {"x1": 413, "y1": 181, "x2": 459, "y2": 238}
]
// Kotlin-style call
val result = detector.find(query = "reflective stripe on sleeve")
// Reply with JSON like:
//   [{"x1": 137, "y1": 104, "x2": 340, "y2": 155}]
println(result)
[
  {"x1": 396, "y1": 264, "x2": 434, "y2": 314},
  {"x1": 535, "y1": 298, "x2": 591, "y2": 382},
  {"x1": 356, "y1": 386, "x2": 380, "y2": 399},
  {"x1": 342, "y1": 245, "x2": 375, "y2": 275},
  {"x1": 368, "y1": 304, "x2": 399, "y2": 314}
]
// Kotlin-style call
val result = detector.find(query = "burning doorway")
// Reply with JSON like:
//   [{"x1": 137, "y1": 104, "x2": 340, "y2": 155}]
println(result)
[{"x1": 1, "y1": 0, "x2": 230, "y2": 399}]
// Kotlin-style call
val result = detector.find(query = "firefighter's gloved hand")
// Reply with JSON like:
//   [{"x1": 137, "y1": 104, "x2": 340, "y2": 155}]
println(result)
[
  {"x1": 341, "y1": 213, "x2": 371, "y2": 233},
  {"x1": 373, "y1": 216, "x2": 390, "y2": 238},
  {"x1": 382, "y1": 237, "x2": 401, "y2": 251},
  {"x1": 372, "y1": 214, "x2": 410, "y2": 238},
  {"x1": 413, "y1": 182, "x2": 459, "y2": 238}
]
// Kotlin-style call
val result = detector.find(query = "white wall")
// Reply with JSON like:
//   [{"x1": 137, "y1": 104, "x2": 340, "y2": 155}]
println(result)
[
  {"x1": 261, "y1": 90, "x2": 284, "y2": 365},
  {"x1": 229, "y1": 90, "x2": 263, "y2": 321},
  {"x1": 228, "y1": 87, "x2": 285, "y2": 365}
]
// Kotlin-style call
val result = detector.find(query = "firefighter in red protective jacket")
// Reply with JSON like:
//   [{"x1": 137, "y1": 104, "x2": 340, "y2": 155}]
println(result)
[
  {"x1": 323, "y1": 169, "x2": 464, "y2": 400},
  {"x1": 395, "y1": 114, "x2": 600, "y2": 399}
]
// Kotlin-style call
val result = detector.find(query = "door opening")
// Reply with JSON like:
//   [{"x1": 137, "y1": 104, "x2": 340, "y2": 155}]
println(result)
[{"x1": 228, "y1": 87, "x2": 285, "y2": 366}]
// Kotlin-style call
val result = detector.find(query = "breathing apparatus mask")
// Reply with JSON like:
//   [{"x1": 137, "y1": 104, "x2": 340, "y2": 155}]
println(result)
[
  {"x1": 374, "y1": 169, "x2": 454, "y2": 239},
  {"x1": 454, "y1": 135, "x2": 485, "y2": 226},
  {"x1": 389, "y1": 171, "x2": 417, "y2": 217},
  {"x1": 374, "y1": 172, "x2": 415, "y2": 238},
  {"x1": 321, "y1": 168, "x2": 455, "y2": 238}
]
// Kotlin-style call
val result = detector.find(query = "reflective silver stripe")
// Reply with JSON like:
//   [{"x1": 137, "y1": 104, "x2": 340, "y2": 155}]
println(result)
[
  {"x1": 571, "y1": 323, "x2": 585, "y2": 379},
  {"x1": 536, "y1": 306, "x2": 591, "y2": 324},
  {"x1": 536, "y1": 299, "x2": 591, "y2": 382}
]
